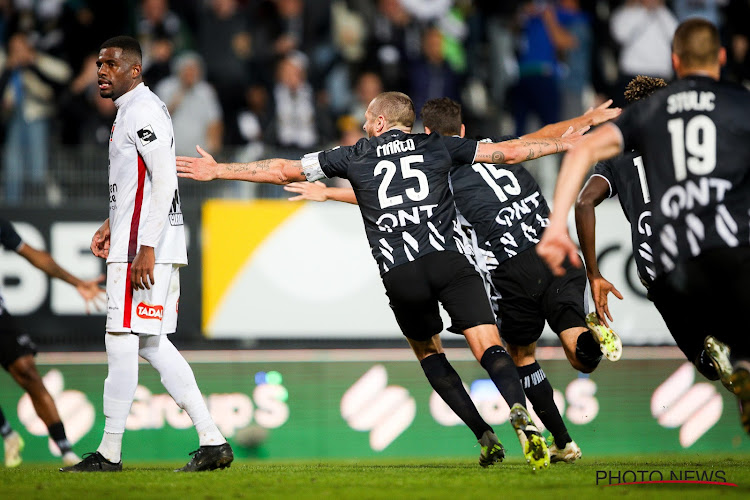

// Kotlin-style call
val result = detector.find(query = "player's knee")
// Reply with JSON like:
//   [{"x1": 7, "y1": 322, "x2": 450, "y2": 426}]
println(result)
[{"x1": 10, "y1": 358, "x2": 41, "y2": 388}]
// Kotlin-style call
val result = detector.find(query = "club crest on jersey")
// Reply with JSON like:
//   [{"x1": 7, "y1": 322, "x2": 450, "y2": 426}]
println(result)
[
  {"x1": 137, "y1": 125, "x2": 157, "y2": 146},
  {"x1": 136, "y1": 302, "x2": 163, "y2": 320}
]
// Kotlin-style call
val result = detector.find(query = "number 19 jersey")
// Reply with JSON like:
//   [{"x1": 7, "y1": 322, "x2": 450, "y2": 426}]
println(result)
[
  {"x1": 614, "y1": 76, "x2": 750, "y2": 278},
  {"x1": 302, "y1": 130, "x2": 479, "y2": 274}
]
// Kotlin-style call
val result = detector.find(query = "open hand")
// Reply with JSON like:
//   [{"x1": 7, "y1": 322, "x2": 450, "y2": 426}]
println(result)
[
  {"x1": 583, "y1": 99, "x2": 622, "y2": 127},
  {"x1": 176, "y1": 145, "x2": 219, "y2": 181},
  {"x1": 588, "y1": 274, "x2": 623, "y2": 328},
  {"x1": 284, "y1": 181, "x2": 328, "y2": 202},
  {"x1": 76, "y1": 274, "x2": 106, "y2": 313}
]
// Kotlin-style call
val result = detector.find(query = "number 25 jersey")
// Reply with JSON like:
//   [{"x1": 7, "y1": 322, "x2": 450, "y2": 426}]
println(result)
[{"x1": 303, "y1": 130, "x2": 479, "y2": 274}]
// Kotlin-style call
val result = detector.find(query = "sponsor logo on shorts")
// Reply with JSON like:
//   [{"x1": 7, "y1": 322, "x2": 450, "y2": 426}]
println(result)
[{"x1": 136, "y1": 302, "x2": 163, "y2": 320}]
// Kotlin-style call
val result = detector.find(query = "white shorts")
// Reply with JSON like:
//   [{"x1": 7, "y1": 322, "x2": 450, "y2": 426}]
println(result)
[{"x1": 106, "y1": 263, "x2": 182, "y2": 335}]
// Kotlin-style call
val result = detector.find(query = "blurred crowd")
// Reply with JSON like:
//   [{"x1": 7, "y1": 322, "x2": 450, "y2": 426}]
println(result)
[{"x1": 1, "y1": 0, "x2": 750, "y2": 204}]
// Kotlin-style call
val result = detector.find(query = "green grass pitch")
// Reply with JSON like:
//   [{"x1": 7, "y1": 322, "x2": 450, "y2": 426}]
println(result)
[{"x1": 2, "y1": 455, "x2": 749, "y2": 499}]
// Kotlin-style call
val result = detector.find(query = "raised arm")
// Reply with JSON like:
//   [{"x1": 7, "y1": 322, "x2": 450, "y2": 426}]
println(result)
[
  {"x1": 474, "y1": 133, "x2": 581, "y2": 165},
  {"x1": 177, "y1": 145, "x2": 307, "y2": 185},
  {"x1": 575, "y1": 174, "x2": 623, "y2": 326},
  {"x1": 523, "y1": 100, "x2": 621, "y2": 140},
  {"x1": 284, "y1": 181, "x2": 358, "y2": 204},
  {"x1": 537, "y1": 123, "x2": 624, "y2": 275}
]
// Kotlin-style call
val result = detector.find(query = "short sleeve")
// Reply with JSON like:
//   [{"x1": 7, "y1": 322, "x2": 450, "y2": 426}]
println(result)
[
  {"x1": 0, "y1": 219, "x2": 23, "y2": 251},
  {"x1": 316, "y1": 144, "x2": 356, "y2": 180},
  {"x1": 441, "y1": 136, "x2": 479, "y2": 165},
  {"x1": 131, "y1": 101, "x2": 172, "y2": 156},
  {"x1": 593, "y1": 160, "x2": 617, "y2": 198}
]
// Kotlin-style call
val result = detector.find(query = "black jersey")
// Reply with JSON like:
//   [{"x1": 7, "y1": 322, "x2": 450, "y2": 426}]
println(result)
[
  {"x1": 449, "y1": 136, "x2": 550, "y2": 265},
  {"x1": 305, "y1": 130, "x2": 479, "y2": 274},
  {"x1": 614, "y1": 76, "x2": 750, "y2": 277},
  {"x1": 0, "y1": 218, "x2": 23, "y2": 314},
  {"x1": 594, "y1": 152, "x2": 657, "y2": 284}
]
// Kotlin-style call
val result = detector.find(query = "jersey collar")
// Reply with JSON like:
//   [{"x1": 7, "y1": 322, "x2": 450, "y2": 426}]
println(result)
[{"x1": 114, "y1": 82, "x2": 146, "y2": 109}]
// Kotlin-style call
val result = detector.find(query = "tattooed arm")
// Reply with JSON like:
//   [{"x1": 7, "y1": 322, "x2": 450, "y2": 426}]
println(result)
[
  {"x1": 474, "y1": 135, "x2": 573, "y2": 165},
  {"x1": 176, "y1": 145, "x2": 306, "y2": 184}
]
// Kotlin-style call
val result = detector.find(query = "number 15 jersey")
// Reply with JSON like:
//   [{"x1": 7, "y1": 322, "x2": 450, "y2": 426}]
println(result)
[
  {"x1": 614, "y1": 75, "x2": 750, "y2": 278},
  {"x1": 302, "y1": 130, "x2": 479, "y2": 274}
]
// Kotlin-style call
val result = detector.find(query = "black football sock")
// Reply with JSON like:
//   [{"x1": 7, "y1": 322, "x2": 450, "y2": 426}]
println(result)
[
  {"x1": 694, "y1": 350, "x2": 720, "y2": 381},
  {"x1": 48, "y1": 421, "x2": 73, "y2": 454},
  {"x1": 576, "y1": 331, "x2": 603, "y2": 370},
  {"x1": 517, "y1": 362, "x2": 571, "y2": 449},
  {"x1": 0, "y1": 407, "x2": 12, "y2": 438},
  {"x1": 421, "y1": 353, "x2": 492, "y2": 440},
  {"x1": 480, "y1": 345, "x2": 526, "y2": 409}
]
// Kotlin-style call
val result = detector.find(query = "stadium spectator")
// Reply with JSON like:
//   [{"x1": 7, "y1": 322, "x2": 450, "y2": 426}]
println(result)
[
  {"x1": 362, "y1": 0, "x2": 421, "y2": 93},
  {"x1": 1, "y1": 217, "x2": 105, "y2": 467},
  {"x1": 409, "y1": 26, "x2": 461, "y2": 119},
  {"x1": 348, "y1": 71, "x2": 384, "y2": 127},
  {"x1": 609, "y1": 0, "x2": 678, "y2": 106},
  {"x1": 134, "y1": 0, "x2": 191, "y2": 71},
  {"x1": 723, "y1": 0, "x2": 750, "y2": 87},
  {"x1": 511, "y1": 1, "x2": 574, "y2": 136},
  {"x1": 196, "y1": 0, "x2": 252, "y2": 145},
  {"x1": 267, "y1": 52, "x2": 334, "y2": 150},
  {"x1": 155, "y1": 51, "x2": 223, "y2": 157},
  {"x1": 141, "y1": 34, "x2": 174, "y2": 89},
  {"x1": 557, "y1": 0, "x2": 593, "y2": 120},
  {"x1": 0, "y1": 32, "x2": 71, "y2": 204}
]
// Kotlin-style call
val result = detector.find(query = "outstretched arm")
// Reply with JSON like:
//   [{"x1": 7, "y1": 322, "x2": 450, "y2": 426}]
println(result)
[
  {"x1": 474, "y1": 130, "x2": 585, "y2": 165},
  {"x1": 284, "y1": 181, "x2": 358, "y2": 204},
  {"x1": 17, "y1": 243, "x2": 105, "y2": 313},
  {"x1": 523, "y1": 100, "x2": 621, "y2": 140},
  {"x1": 575, "y1": 175, "x2": 623, "y2": 326},
  {"x1": 177, "y1": 145, "x2": 307, "y2": 185},
  {"x1": 537, "y1": 123, "x2": 624, "y2": 275}
]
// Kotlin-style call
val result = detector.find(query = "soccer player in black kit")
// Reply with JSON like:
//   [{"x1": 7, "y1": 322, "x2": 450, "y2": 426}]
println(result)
[
  {"x1": 177, "y1": 92, "x2": 586, "y2": 469},
  {"x1": 575, "y1": 75, "x2": 733, "y2": 389},
  {"x1": 285, "y1": 97, "x2": 624, "y2": 464},
  {"x1": 539, "y1": 18, "x2": 750, "y2": 434}
]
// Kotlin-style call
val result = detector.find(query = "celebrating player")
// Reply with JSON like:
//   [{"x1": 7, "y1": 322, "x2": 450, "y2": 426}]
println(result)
[
  {"x1": 1, "y1": 217, "x2": 104, "y2": 467},
  {"x1": 575, "y1": 75, "x2": 733, "y2": 388},
  {"x1": 283, "y1": 97, "x2": 624, "y2": 464},
  {"x1": 538, "y1": 18, "x2": 750, "y2": 433},
  {"x1": 61, "y1": 36, "x2": 233, "y2": 472},
  {"x1": 177, "y1": 91, "x2": 590, "y2": 470}
]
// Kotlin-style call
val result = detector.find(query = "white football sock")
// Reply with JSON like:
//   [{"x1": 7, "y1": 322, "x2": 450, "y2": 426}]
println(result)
[
  {"x1": 139, "y1": 335, "x2": 226, "y2": 446},
  {"x1": 98, "y1": 332, "x2": 139, "y2": 463}
]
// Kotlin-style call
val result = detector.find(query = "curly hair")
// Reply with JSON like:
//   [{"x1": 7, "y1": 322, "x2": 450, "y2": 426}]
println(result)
[{"x1": 624, "y1": 75, "x2": 668, "y2": 103}]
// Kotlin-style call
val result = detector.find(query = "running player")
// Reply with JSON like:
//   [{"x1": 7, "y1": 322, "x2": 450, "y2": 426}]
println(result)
[
  {"x1": 283, "y1": 97, "x2": 624, "y2": 463},
  {"x1": 176, "y1": 91, "x2": 586, "y2": 469},
  {"x1": 1, "y1": 218, "x2": 104, "y2": 467},
  {"x1": 575, "y1": 75, "x2": 732, "y2": 388},
  {"x1": 61, "y1": 36, "x2": 232, "y2": 472},
  {"x1": 538, "y1": 18, "x2": 750, "y2": 433}
]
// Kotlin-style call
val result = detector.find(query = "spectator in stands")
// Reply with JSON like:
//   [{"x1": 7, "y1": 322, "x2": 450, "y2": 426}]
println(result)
[
  {"x1": 348, "y1": 71, "x2": 383, "y2": 127},
  {"x1": 134, "y1": 0, "x2": 191, "y2": 71},
  {"x1": 156, "y1": 51, "x2": 223, "y2": 157},
  {"x1": 0, "y1": 32, "x2": 71, "y2": 204},
  {"x1": 267, "y1": 52, "x2": 333, "y2": 150},
  {"x1": 409, "y1": 26, "x2": 461, "y2": 118},
  {"x1": 141, "y1": 33, "x2": 174, "y2": 89},
  {"x1": 610, "y1": 0, "x2": 677, "y2": 106},
  {"x1": 196, "y1": 0, "x2": 252, "y2": 145},
  {"x1": 362, "y1": 0, "x2": 421, "y2": 93},
  {"x1": 557, "y1": 0, "x2": 593, "y2": 119},
  {"x1": 723, "y1": 0, "x2": 750, "y2": 87},
  {"x1": 511, "y1": 1, "x2": 573, "y2": 136}
]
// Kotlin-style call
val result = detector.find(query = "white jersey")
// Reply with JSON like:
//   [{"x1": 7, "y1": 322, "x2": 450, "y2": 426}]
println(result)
[{"x1": 107, "y1": 83, "x2": 187, "y2": 265}]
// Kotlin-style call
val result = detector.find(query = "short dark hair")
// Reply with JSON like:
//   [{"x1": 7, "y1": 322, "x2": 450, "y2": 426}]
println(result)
[
  {"x1": 672, "y1": 18, "x2": 720, "y2": 69},
  {"x1": 100, "y1": 36, "x2": 142, "y2": 63},
  {"x1": 370, "y1": 92, "x2": 415, "y2": 129},
  {"x1": 420, "y1": 98, "x2": 462, "y2": 136},
  {"x1": 624, "y1": 75, "x2": 668, "y2": 103}
]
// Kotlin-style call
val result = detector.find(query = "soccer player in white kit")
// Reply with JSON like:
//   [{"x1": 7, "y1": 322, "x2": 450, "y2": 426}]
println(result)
[{"x1": 61, "y1": 36, "x2": 233, "y2": 472}]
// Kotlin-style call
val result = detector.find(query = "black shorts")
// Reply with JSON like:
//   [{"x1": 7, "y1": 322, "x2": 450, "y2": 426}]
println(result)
[
  {"x1": 381, "y1": 251, "x2": 496, "y2": 341},
  {"x1": 491, "y1": 247, "x2": 587, "y2": 346},
  {"x1": 0, "y1": 311, "x2": 37, "y2": 370},
  {"x1": 650, "y1": 246, "x2": 750, "y2": 358}
]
